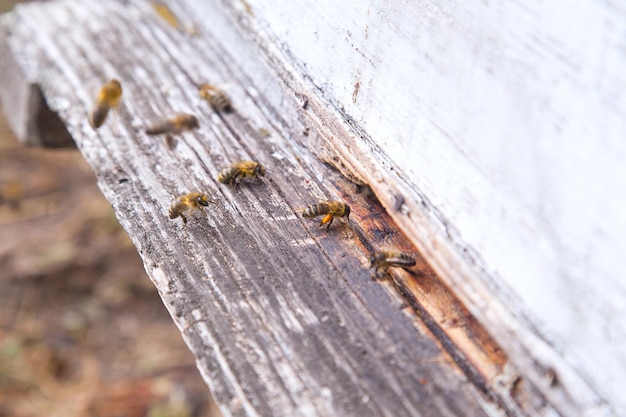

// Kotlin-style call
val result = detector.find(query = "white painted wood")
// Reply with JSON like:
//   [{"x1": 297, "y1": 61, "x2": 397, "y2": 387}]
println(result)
[
  {"x1": 2, "y1": 0, "x2": 625, "y2": 415},
  {"x1": 1, "y1": 1, "x2": 532, "y2": 416},
  {"x1": 217, "y1": 0, "x2": 626, "y2": 416}
]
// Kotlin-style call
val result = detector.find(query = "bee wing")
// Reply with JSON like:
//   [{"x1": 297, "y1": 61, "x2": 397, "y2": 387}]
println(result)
[
  {"x1": 316, "y1": 202, "x2": 331, "y2": 211},
  {"x1": 386, "y1": 256, "x2": 416, "y2": 267}
]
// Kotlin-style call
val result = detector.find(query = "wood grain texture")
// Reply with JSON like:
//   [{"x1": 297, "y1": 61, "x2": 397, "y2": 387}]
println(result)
[
  {"x1": 0, "y1": 1, "x2": 516, "y2": 416},
  {"x1": 211, "y1": 1, "x2": 625, "y2": 416}
]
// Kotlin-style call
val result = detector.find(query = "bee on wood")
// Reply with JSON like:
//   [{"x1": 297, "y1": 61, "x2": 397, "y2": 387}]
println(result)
[
  {"x1": 0, "y1": 181, "x2": 24, "y2": 211},
  {"x1": 199, "y1": 84, "x2": 232, "y2": 112},
  {"x1": 302, "y1": 201, "x2": 350, "y2": 231},
  {"x1": 89, "y1": 79, "x2": 122, "y2": 129},
  {"x1": 145, "y1": 113, "x2": 199, "y2": 136},
  {"x1": 370, "y1": 251, "x2": 416, "y2": 278},
  {"x1": 217, "y1": 161, "x2": 266, "y2": 187},
  {"x1": 152, "y1": 2, "x2": 181, "y2": 30},
  {"x1": 169, "y1": 192, "x2": 214, "y2": 224}
]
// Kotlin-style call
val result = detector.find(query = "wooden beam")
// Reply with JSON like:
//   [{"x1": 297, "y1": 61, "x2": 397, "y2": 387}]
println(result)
[{"x1": 0, "y1": 1, "x2": 577, "y2": 416}]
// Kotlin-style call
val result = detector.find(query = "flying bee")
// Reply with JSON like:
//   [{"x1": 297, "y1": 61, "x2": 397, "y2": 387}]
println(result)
[
  {"x1": 370, "y1": 251, "x2": 416, "y2": 278},
  {"x1": 145, "y1": 113, "x2": 199, "y2": 136},
  {"x1": 302, "y1": 200, "x2": 350, "y2": 231},
  {"x1": 199, "y1": 83, "x2": 232, "y2": 112},
  {"x1": 89, "y1": 79, "x2": 122, "y2": 129},
  {"x1": 168, "y1": 192, "x2": 214, "y2": 224},
  {"x1": 217, "y1": 161, "x2": 266, "y2": 187}
]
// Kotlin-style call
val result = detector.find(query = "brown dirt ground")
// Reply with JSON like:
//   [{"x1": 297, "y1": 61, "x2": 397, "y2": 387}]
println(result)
[{"x1": 0, "y1": 106, "x2": 220, "y2": 416}]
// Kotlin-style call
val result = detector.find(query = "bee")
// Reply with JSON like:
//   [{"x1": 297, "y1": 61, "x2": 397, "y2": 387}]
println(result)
[
  {"x1": 370, "y1": 251, "x2": 416, "y2": 278},
  {"x1": 0, "y1": 181, "x2": 24, "y2": 211},
  {"x1": 152, "y1": 2, "x2": 181, "y2": 30},
  {"x1": 145, "y1": 113, "x2": 199, "y2": 136},
  {"x1": 302, "y1": 201, "x2": 350, "y2": 231},
  {"x1": 168, "y1": 192, "x2": 214, "y2": 224},
  {"x1": 199, "y1": 84, "x2": 232, "y2": 112},
  {"x1": 217, "y1": 161, "x2": 266, "y2": 187},
  {"x1": 89, "y1": 79, "x2": 122, "y2": 129}
]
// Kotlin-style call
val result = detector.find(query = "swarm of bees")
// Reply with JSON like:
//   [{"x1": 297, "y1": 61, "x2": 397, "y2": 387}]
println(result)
[{"x1": 88, "y1": 76, "x2": 416, "y2": 281}]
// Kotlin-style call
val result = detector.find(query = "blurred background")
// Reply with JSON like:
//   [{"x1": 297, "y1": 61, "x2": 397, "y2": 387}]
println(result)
[{"x1": 0, "y1": 3, "x2": 219, "y2": 417}]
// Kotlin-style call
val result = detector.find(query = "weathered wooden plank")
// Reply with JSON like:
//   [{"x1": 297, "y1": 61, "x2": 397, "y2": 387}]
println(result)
[
  {"x1": 0, "y1": 1, "x2": 588, "y2": 417},
  {"x1": 207, "y1": 1, "x2": 625, "y2": 416},
  {"x1": 225, "y1": 2, "x2": 626, "y2": 416}
]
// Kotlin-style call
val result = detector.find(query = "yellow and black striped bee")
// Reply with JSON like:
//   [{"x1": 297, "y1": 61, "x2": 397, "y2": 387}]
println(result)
[
  {"x1": 168, "y1": 192, "x2": 214, "y2": 224},
  {"x1": 217, "y1": 161, "x2": 265, "y2": 187},
  {"x1": 152, "y1": 2, "x2": 181, "y2": 30},
  {"x1": 145, "y1": 113, "x2": 199, "y2": 136},
  {"x1": 370, "y1": 251, "x2": 416, "y2": 278},
  {"x1": 89, "y1": 79, "x2": 122, "y2": 129},
  {"x1": 302, "y1": 200, "x2": 350, "y2": 231},
  {"x1": 199, "y1": 83, "x2": 232, "y2": 112}
]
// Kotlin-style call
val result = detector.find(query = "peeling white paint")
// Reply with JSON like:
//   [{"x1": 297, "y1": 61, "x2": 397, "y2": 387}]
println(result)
[
  {"x1": 4, "y1": 0, "x2": 620, "y2": 414},
  {"x1": 240, "y1": 0, "x2": 626, "y2": 414}
]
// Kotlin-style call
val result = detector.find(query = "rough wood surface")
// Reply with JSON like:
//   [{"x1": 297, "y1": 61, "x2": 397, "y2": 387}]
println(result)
[
  {"x1": 2, "y1": 1, "x2": 517, "y2": 416},
  {"x1": 216, "y1": 2, "x2": 625, "y2": 416},
  {"x1": 0, "y1": 1, "x2": 602, "y2": 417},
  {"x1": 232, "y1": 2, "x2": 626, "y2": 416}
]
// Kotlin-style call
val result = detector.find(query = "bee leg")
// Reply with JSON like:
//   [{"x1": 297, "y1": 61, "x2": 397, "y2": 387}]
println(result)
[
  {"x1": 233, "y1": 173, "x2": 243, "y2": 190},
  {"x1": 164, "y1": 134, "x2": 177, "y2": 150},
  {"x1": 380, "y1": 266, "x2": 391, "y2": 279},
  {"x1": 325, "y1": 216, "x2": 334, "y2": 231},
  {"x1": 181, "y1": 214, "x2": 188, "y2": 224},
  {"x1": 341, "y1": 221, "x2": 351, "y2": 239},
  {"x1": 319, "y1": 214, "x2": 333, "y2": 230},
  {"x1": 370, "y1": 267, "x2": 381, "y2": 280},
  {"x1": 372, "y1": 266, "x2": 389, "y2": 280}
]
